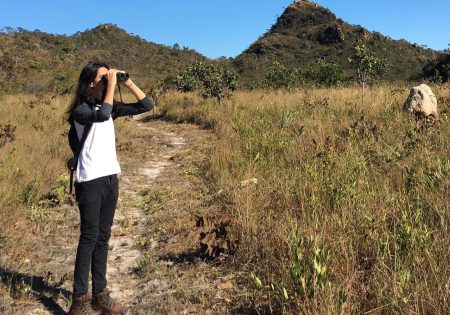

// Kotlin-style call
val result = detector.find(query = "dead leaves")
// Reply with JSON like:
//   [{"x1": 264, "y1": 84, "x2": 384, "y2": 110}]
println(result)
[
  {"x1": 0, "y1": 124, "x2": 16, "y2": 148},
  {"x1": 414, "y1": 112, "x2": 439, "y2": 131},
  {"x1": 191, "y1": 214, "x2": 238, "y2": 259},
  {"x1": 340, "y1": 116, "x2": 380, "y2": 139}
]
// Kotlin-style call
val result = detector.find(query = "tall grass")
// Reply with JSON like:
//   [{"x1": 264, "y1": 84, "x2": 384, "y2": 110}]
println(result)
[
  {"x1": 160, "y1": 86, "x2": 450, "y2": 314},
  {"x1": 1, "y1": 86, "x2": 449, "y2": 313},
  {"x1": 0, "y1": 94, "x2": 66, "y2": 234}
]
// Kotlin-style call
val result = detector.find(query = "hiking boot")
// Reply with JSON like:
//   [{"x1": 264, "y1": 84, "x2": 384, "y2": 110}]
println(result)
[
  {"x1": 91, "y1": 288, "x2": 128, "y2": 314},
  {"x1": 67, "y1": 293, "x2": 95, "y2": 315}
]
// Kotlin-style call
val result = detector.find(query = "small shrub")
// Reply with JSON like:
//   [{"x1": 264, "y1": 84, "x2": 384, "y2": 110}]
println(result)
[
  {"x1": 302, "y1": 59, "x2": 346, "y2": 86},
  {"x1": 265, "y1": 61, "x2": 300, "y2": 90},
  {"x1": 26, "y1": 203, "x2": 51, "y2": 222},
  {"x1": 131, "y1": 253, "x2": 152, "y2": 274},
  {"x1": 28, "y1": 59, "x2": 46, "y2": 70},
  {"x1": 21, "y1": 181, "x2": 39, "y2": 205},
  {"x1": 25, "y1": 81, "x2": 46, "y2": 93},
  {"x1": 51, "y1": 74, "x2": 72, "y2": 95},
  {"x1": 289, "y1": 229, "x2": 330, "y2": 298},
  {"x1": 39, "y1": 175, "x2": 70, "y2": 206},
  {"x1": 176, "y1": 61, "x2": 237, "y2": 104}
]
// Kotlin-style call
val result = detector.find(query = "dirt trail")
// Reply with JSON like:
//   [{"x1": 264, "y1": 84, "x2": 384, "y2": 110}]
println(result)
[{"x1": 2, "y1": 118, "x2": 237, "y2": 314}]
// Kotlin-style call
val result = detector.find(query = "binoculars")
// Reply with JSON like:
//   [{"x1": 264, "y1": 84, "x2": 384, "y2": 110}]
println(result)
[
  {"x1": 116, "y1": 72, "x2": 129, "y2": 82},
  {"x1": 101, "y1": 72, "x2": 129, "y2": 85}
]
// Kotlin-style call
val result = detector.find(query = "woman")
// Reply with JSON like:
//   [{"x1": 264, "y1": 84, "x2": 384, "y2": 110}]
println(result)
[{"x1": 66, "y1": 61, "x2": 153, "y2": 315}]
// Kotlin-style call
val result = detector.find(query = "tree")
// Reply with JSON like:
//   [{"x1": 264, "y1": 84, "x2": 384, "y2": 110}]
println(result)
[
  {"x1": 176, "y1": 68, "x2": 201, "y2": 93},
  {"x1": 265, "y1": 61, "x2": 300, "y2": 90},
  {"x1": 302, "y1": 59, "x2": 346, "y2": 86},
  {"x1": 349, "y1": 45, "x2": 388, "y2": 102},
  {"x1": 444, "y1": 43, "x2": 450, "y2": 54},
  {"x1": 442, "y1": 63, "x2": 450, "y2": 82},
  {"x1": 176, "y1": 61, "x2": 237, "y2": 104},
  {"x1": 0, "y1": 26, "x2": 16, "y2": 34}
]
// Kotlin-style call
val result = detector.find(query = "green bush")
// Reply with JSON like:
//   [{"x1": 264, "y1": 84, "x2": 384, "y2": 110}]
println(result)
[
  {"x1": 28, "y1": 59, "x2": 46, "y2": 70},
  {"x1": 176, "y1": 61, "x2": 237, "y2": 104},
  {"x1": 302, "y1": 59, "x2": 346, "y2": 86},
  {"x1": 265, "y1": 61, "x2": 300, "y2": 90}
]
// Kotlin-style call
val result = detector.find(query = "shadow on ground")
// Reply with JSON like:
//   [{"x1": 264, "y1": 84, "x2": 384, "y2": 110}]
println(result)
[
  {"x1": 139, "y1": 113, "x2": 215, "y2": 129},
  {"x1": 230, "y1": 305, "x2": 276, "y2": 315},
  {"x1": 0, "y1": 268, "x2": 70, "y2": 314},
  {"x1": 158, "y1": 249, "x2": 217, "y2": 266}
]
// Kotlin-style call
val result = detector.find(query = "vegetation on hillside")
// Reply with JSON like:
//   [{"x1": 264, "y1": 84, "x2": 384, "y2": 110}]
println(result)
[
  {"x1": 264, "y1": 58, "x2": 346, "y2": 90},
  {"x1": 0, "y1": 24, "x2": 206, "y2": 93},
  {"x1": 1, "y1": 1, "x2": 445, "y2": 94},
  {"x1": 233, "y1": 0, "x2": 441, "y2": 87},
  {"x1": 421, "y1": 53, "x2": 450, "y2": 83}
]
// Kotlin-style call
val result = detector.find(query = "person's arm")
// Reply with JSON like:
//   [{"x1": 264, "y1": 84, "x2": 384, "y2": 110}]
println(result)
[
  {"x1": 73, "y1": 69, "x2": 119, "y2": 124},
  {"x1": 73, "y1": 68, "x2": 119, "y2": 124},
  {"x1": 112, "y1": 78, "x2": 154, "y2": 119},
  {"x1": 124, "y1": 78, "x2": 146, "y2": 100},
  {"x1": 72, "y1": 102, "x2": 112, "y2": 124}
]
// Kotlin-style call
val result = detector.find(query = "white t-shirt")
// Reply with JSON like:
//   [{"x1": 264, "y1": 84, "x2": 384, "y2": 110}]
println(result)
[{"x1": 74, "y1": 106, "x2": 121, "y2": 183}]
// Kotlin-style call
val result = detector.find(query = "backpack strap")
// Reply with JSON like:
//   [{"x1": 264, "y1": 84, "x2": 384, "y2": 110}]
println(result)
[
  {"x1": 76, "y1": 123, "x2": 93, "y2": 160},
  {"x1": 69, "y1": 123, "x2": 92, "y2": 194}
]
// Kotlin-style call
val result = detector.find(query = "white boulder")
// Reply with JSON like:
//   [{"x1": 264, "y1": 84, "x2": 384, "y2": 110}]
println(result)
[{"x1": 403, "y1": 84, "x2": 438, "y2": 118}]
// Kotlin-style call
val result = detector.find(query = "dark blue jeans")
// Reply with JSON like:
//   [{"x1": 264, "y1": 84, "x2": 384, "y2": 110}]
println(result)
[{"x1": 73, "y1": 174, "x2": 118, "y2": 297}]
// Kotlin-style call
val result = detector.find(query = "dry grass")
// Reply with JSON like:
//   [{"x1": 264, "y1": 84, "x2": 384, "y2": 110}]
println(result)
[
  {"x1": 1, "y1": 85, "x2": 449, "y2": 314},
  {"x1": 159, "y1": 85, "x2": 450, "y2": 314}
]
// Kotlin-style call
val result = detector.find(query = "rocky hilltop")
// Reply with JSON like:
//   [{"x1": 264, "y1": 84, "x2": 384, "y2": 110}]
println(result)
[{"x1": 233, "y1": 0, "x2": 441, "y2": 85}]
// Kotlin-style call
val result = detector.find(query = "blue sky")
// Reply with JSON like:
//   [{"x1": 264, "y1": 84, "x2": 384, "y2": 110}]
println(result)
[{"x1": 1, "y1": 0, "x2": 449, "y2": 58}]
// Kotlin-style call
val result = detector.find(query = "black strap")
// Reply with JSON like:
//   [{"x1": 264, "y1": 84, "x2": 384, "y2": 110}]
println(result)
[
  {"x1": 69, "y1": 169, "x2": 74, "y2": 195},
  {"x1": 69, "y1": 123, "x2": 92, "y2": 194},
  {"x1": 76, "y1": 123, "x2": 92, "y2": 159},
  {"x1": 118, "y1": 84, "x2": 124, "y2": 103}
]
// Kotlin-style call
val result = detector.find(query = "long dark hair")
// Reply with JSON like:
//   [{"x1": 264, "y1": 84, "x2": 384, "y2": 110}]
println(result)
[{"x1": 66, "y1": 61, "x2": 110, "y2": 122}]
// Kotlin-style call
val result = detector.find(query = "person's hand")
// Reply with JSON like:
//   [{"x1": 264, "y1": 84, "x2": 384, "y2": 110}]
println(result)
[
  {"x1": 122, "y1": 78, "x2": 133, "y2": 87},
  {"x1": 115, "y1": 70, "x2": 131, "y2": 87},
  {"x1": 105, "y1": 69, "x2": 118, "y2": 88}
]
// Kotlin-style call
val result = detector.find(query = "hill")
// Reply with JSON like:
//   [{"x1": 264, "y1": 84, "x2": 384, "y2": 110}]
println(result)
[
  {"x1": 0, "y1": 4, "x2": 445, "y2": 93},
  {"x1": 233, "y1": 0, "x2": 441, "y2": 86},
  {"x1": 0, "y1": 24, "x2": 206, "y2": 93}
]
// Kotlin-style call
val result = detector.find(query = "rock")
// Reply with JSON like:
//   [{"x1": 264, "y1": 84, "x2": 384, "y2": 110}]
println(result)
[
  {"x1": 217, "y1": 280, "x2": 233, "y2": 290},
  {"x1": 293, "y1": 0, "x2": 319, "y2": 8},
  {"x1": 359, "y1": 27, "x2": 371, "y2": 40},
  {"x1": 403, "y1": 84, "x2": 438, "y2": 118},
  {"x1": 318, "y1": 25, "x2": 345, "y2": 44},
  {"x1": 150, "y1": 240, "x2": 159, "y2": 250},
  {"x1": 240, "y1": 178, "x2": 258, "y2": 187},
  {"x1": 184, "y1": 304, "x2": 203, "y2": 314}
]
